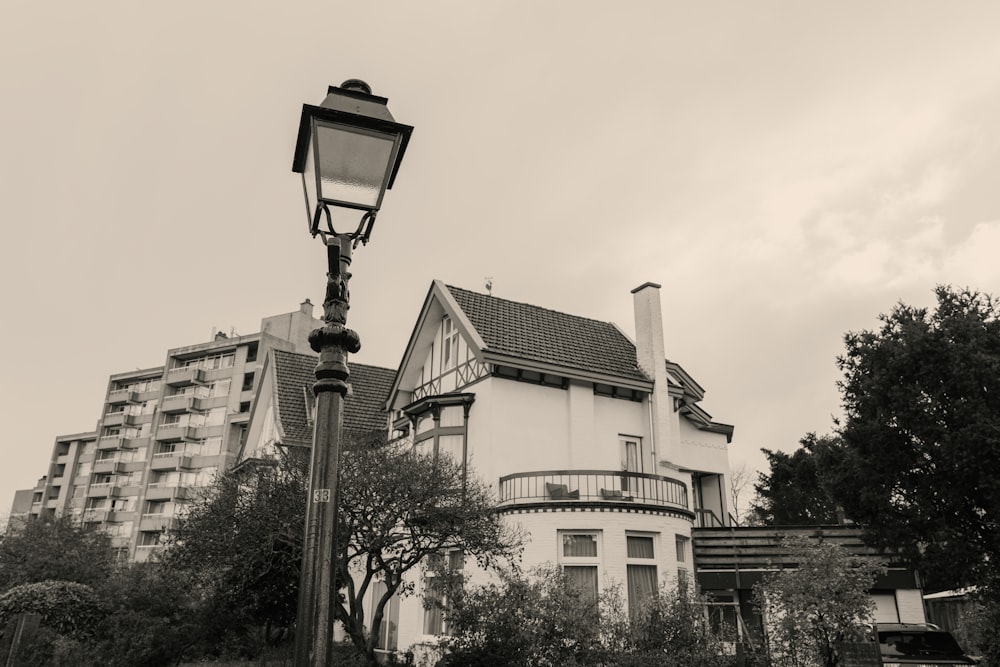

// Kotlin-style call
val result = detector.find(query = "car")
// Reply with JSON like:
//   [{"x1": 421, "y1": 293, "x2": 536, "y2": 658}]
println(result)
[{"x1": 877, "y1": 623, "x2": 978, "y2": 665}]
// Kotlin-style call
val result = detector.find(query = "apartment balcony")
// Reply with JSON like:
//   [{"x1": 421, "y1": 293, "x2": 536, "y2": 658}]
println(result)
[
  {"x1": 150, "y1": 453, "x2": 193, "y2": 471},
  {"x1": 93, "y1": 459, "x2": 125, "y2": 474},
  {"x1": 144, "y1": 484, "x2": 190, "y2": 501},
  {"x1": 160, "y1": 394, "x2": 206, "y2": 414},
  {"x1": 139, "y1": 515, "x2": 178, "y2": 532},
  {"x1": 107, "y1": 388, "x2": 139, "y2": 404},
  {"x1": 83, "y1": 509, "x2": 111, "y2": 523},
  {"x1": 101, "y1": 412, "x2": 139, "y2": 428},
  {"x1": 97, "y1": 435, "x2": 125, "y2": 450},
  {"x1": 154, "y1": 425, "x2": 198, "y2": 442},
  {"x1": 497, "y1": 469, "x2": 689, "y2": 513},
  {"x1": 165, "y1": 367, "x2": 206, "y2": 387},
  {"x1": 86, "y1": 484, "x2": 121, "y2": 498}
]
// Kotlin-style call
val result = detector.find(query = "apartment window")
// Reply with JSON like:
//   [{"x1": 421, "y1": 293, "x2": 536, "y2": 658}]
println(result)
[
  {"x1": 559, "y1": 531, "x2": 601, "y2": 602},
  {"x1": 626, "y1": 534, "x2": 658, "y2": 620},
  {"x1": 145, "y1": 500, "x2": 168, "y2": 516},
  {"x1": 85, "y1": 497, "x2": 109, "y2": 511},
  {"x1": 211, "y1": 379, "x2": 231, "y2": 397},
  {"x1": 199, "y1": 437, "x2": 222, "y2": 456},
  {"x1": 110, "y1": 497, "x2": 135, "y2": 513},
  {"x1": 242, "y1": 372, "x2": 255, "y2": 391},
  {"x1": 137, "y1": 531, "x2": 162, "y2": 547},
  {"x1": 246, "y1": 342, "x2": 258, "y2": 363}
]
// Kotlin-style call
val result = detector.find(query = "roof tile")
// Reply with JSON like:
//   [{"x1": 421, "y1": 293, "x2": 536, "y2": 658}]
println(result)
[
  {"x1": 447, "y1": 285, "x2": 648, "y2": 382},
  {"x1": 272, "y1": 349, "x2": 394, "y2": 447}
]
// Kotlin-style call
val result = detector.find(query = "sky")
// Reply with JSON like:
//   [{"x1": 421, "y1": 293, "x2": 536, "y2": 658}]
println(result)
[{"x1": 2, "y1": 1, "x2": 1000, "y2": 515}]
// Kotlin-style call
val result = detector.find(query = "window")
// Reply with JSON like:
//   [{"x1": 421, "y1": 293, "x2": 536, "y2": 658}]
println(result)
[
  {"x1": 626, "y1": 534, "x2": 658, "y2": 620},
  {"x1": 442, "y1": 317, "x2": 459, "y2": 370},
  {"x1": 675, "y1": 534, "x2": 691, "y2": 590},
  {"x1": 675, "y1": 534, "x2": 689, "y2": 563},
  {"x1": 620, "y1": 436, "x2": 648, "y2": 495},
  {"x1": 423, "y1": 550, "x2": 465, "y2": 636},
  {"x1": 137, "y1": 531, "x2": 162, "y2": 547},
  {"x1": 559, "y1": 531, "x2": 601, "y2": 602},
  {"x1": 242, "y1": 372, "x2": 255, "y2": 391},
  {"x1": 370, "y1": 580, "x2": 400, "y2": 651},
  {"x1": 211, "y1": 379, "x2": 231, "y2": 397},
  {"x1": 111, "y1": 497, "x2": 136, "y2": 513},
  {"x1": 145, "y1": 500, "x2": 168, "y2": 516}
]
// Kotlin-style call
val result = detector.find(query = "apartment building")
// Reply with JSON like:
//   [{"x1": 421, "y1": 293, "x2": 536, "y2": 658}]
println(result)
[{"x1": 10, "y1": 300, "x2": 324, "y2": 561}]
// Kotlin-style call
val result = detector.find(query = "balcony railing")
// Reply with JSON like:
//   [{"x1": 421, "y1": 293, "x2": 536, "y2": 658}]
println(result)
[{"x1": 498, "y1": 469, "x2": 688, "y2": 511}]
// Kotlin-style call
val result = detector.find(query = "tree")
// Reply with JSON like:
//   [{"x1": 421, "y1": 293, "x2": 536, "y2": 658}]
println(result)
[
  {"x1": 439, "y1": 565, "x2": 735, "y2": 667},
  {"x1": 164, "y1": 448, "x2": 308, "y2": 648},
  {"x1": 438, "y1": 564, "x2": 605, "y2": 666},
  {"x1": 753, "y1": 536, "x2": 884, "y2": 667},
  {"x1": 334, "y1": 441, "x2": 522, "y2": 666},
  {"x1": 728, "y1": 461, "x2": 754, "y2": 526},
  {"x1": 165, "y1": 436, "x2": 522, "y2": 666},
  {"x1": 0, "y1": 515, "x2": 115, "y2": 590},
  {"x1": 831, "y1": 285, "x2": 1000, "y2": 591},
  {"x1": 750, "y1": 433, "x2": 840, "y2": 526}
]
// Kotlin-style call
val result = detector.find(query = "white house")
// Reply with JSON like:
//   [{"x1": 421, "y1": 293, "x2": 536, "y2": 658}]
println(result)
[{"x1": 383, "y1": 280, "x2": 735, "y2": 648}]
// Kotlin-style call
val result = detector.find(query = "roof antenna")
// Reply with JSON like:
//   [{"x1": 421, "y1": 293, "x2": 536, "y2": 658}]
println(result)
[{"x1": 484, "y1": 276, "x2": 493, "y2": 296}]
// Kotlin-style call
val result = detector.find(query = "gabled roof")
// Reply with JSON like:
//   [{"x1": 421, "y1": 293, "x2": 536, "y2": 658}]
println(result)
[
  {"x1": 272, "y1": 349, "x2": 394, "y2": 447},
  {"x1": 446, "y1": 284, "x2": 648, "y2": 383}
]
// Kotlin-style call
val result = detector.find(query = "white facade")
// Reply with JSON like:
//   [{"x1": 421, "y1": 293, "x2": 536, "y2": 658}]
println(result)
[{"x1": 383, "y1": 280, "x2": 734, "y2": 653}]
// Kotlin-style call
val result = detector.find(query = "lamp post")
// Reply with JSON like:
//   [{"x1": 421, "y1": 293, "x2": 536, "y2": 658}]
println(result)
[{"x1": 290, "y1": 80, "x2": 412, "y2": 667}]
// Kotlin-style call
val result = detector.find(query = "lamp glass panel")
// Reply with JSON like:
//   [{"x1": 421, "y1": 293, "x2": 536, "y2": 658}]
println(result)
[
  {"x1": 301, "y1": 145, "x2": 317, "y2": 229},
  {"x1": 314, "y1": 121, "x2": 397, "y2": 209}
]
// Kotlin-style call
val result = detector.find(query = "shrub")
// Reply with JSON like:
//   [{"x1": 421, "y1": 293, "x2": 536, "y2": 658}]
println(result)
[{"x1": 0, "y1": 580, "x2": 104, "y2": 638}]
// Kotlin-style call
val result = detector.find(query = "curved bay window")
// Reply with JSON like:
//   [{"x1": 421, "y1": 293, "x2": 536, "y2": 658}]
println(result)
[{"x1": 396, "y1": 393, "x2": 475, "y2": 471}]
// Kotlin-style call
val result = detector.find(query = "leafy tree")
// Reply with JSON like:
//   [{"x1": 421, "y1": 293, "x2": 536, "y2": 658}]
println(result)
[
  {"x1": 753, "y1": 536, "x2": 884, "y2": 667},
  {"x1": 622, "y1": 583, "x2": 738, "y2": 667},
  {"x1": 831, "y1": 285, "x2": 1000, "y2": 591},
  {"x1": 334, "y1": 441, "x2": 522, "y2": 666},
  {"x1": 0, "y1": 515, "x2": 115, "y2": 590},
  {"x1": 438, "y1": 564, "x2": 605, "y2": 666},
  {"x1": 440, "y1": 565, "x2": 736, "y2": 667},
  {"x1": 165, "y1": 436, "x2": 522, "y2": 667},
  {"x1": 0, "y1": 580, "x2": 104, "y2": 639},
  {"x1": 164, "y1": 447, "x2": 307, "y2": 648},
  {"x1": 750, "y1": 433, "x2": 840, "y2": 525},
  {"x1": 91, "y1": 564, "x2": 202, "y2": 667}
]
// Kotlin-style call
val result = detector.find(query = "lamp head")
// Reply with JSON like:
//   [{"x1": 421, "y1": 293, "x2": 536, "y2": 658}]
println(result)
[{"x1": 292, "y1": 80, "x2": 413, "y2": 244}]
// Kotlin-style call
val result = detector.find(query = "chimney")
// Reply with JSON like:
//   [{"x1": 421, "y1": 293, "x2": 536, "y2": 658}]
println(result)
[
  {"x1": 631, "y1": 282, "x2": 680, "y2": 464},
  {"x1": 300, "y1": 299, "x2": 314, "y2": 317}
]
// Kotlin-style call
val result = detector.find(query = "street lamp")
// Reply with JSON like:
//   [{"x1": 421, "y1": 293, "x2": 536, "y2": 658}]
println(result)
[{"x1": 291, "y1": 80, "x2": 412, "y2": 667}]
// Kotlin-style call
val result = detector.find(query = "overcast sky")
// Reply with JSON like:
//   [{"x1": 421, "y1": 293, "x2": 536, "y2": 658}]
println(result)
[{"x1": 3, "y1": 1, "x2": 1000, "y2": 514}]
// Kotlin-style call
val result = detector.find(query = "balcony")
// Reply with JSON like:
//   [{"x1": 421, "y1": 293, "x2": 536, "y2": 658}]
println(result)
[
  {"x1": 150, "y1": 453, "x2": 193, "y2": 471},
  {"x1": 155, "y1": 425, "x2": 198, "y2": 442},
  {"x1": 98, "y1": 434, "x2": 129, "y2": 450},
  {"x1": 139, "y1": 515, "x2": 177, "y2": 532},
  {"x1": 497, "y1": 470, "x2": 689, "y2": 512},
  {"x1": 165, "y1": 367, "x2": 206, "y2": 387},
  {"x1": 87, "y1": 484, "x2": 121, "y2": 498},
  {"x1": 83, "y1": 509, "x2": 111, "y2": 523},
  {"x1": 93, "y1": 459, "x2": 125, "y2": 474},
  {"x1": 107, "y1": 388, "x2": 139, "y2": 404},
  {"x1": 101, "y1": 411, "x2": 139, "y2": 427},
  {"x1": 144, "y1": 484, "x2": 190, "y2": 501},
  {"x1": 160, "y1": 394, "x2": 206, "y2": 414}
]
